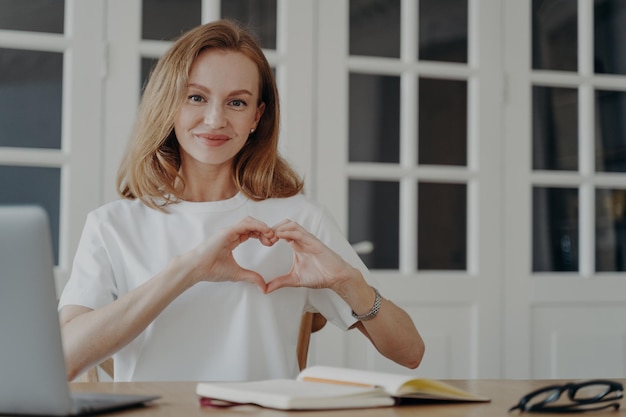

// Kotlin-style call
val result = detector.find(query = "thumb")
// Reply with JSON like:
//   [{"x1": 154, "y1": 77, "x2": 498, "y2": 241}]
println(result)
[
  {"x1": 265, "y1": 273, "x2": 297, "y2": 294},
  {"x1": 236, "y1": 268, "x2": 268, "y2": 293}
]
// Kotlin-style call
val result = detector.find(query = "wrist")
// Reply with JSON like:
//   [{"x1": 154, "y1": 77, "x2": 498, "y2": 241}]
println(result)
[
  {"x1": 328, "y1": 268, "x2": 382, "y2": 320},
  {"x1": 328, "y1": 266, "x2": 364, "y2": 298},
  {"x1": 167, "y1": 251, "x2": 201, "y2": 289},
  {"x1": 351, "y1": 286, "x2": 382, "y2": 321}
]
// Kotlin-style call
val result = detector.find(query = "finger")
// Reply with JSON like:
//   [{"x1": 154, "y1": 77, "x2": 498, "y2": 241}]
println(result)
[
  {"x1": 226, "y1": 218, "x2": 276, "y2": 248},
  {"x1": 235, "y1": 231, "x2": 271, "y2": 246},
  {"x1": 265, "y1": 273, "x2": 298, "y2": 293},
  {"x1": 274, "y1": 220, "x2": 312, "y2": 237},
  {"x1": 258, "y1": 231, "x2": 278, "y2": 246},
  {"x1": 236, "y1": 268, "x2": 269, "y2": 292},
  {"x1": 275, "y1": 229, "x2": 320, "y2": 253},
  {"x1": 234, "y1": 216, "x2": 273, "y2": 235},
  {"x1": 274, "y1": 228, "x2": 306, "y2": 242},
  {"x1": 273, "y1": 220, "x2": 314, "y2": 239}
]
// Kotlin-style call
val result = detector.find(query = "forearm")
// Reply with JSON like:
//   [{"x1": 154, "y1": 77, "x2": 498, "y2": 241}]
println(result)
[
  {"x1": 332, "y1": 271, "x2": 425, "y2": 369},
  {"x1": 354, "y1": 298, "x2": 425, "y2": 369},
  {"x1": 60, "y1": 254, "x2": 196, "y2": 380}
]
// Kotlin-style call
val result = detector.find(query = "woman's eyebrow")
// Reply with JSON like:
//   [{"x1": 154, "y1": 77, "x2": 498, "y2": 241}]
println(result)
[
  {"x1": 187, "y1": 83, "x2": 209, "y2": 93},
  {"x1": 187, "y1": 83, "x2": 254, "y2": 97}
]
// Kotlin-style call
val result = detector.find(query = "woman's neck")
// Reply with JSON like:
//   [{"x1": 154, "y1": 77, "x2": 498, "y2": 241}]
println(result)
[
  {"x1": 182, "y1": 186, "x2": 238, "y2": 202},
  {"x1": 179, "y1": 164, "x2": 237, "y2": 202}
]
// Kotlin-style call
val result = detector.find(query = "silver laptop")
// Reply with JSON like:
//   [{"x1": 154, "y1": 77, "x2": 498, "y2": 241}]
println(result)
[{"x1": 0, "y1": 205, "x2": 159, "y2": 416}]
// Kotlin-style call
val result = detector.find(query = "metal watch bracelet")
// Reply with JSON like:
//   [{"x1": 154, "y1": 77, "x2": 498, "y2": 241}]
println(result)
[{"x1": 351, "y1": 286, "x2": 382, "y2": 321}]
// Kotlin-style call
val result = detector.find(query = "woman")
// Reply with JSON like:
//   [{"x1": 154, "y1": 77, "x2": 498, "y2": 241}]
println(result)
[{"x1": 59, "y1": 19, "x2": 424, "y2": 382}]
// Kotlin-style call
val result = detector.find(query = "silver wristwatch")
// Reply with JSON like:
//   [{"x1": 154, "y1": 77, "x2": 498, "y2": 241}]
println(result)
[{"x1": 351, "y1": 286, "x2": 382, "y2": 321}]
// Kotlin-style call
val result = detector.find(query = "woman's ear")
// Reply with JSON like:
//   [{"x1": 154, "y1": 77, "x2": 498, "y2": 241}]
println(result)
[{"x1": 254, "y1": 102, "x2": 266, "y2": 127}]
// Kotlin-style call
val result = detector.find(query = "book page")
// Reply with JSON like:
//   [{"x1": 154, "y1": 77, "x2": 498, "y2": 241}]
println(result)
[
  {"x1": 196, "y1": 379, "x2": 394, "y2": 410},
  {"x1": 297, "y1": 366, "x2": 490, "y2": 402},
  {"x1": 398, "y1": 379, "x2": 489, "y2": 400},
  {"x1": 297, "y1": 366, "x2": 415, "y2": 395}
]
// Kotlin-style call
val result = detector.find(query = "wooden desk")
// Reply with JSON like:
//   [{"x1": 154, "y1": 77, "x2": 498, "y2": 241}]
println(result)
[{"x1": 70, "y1": 379, "x2": 626, "y2": 416}]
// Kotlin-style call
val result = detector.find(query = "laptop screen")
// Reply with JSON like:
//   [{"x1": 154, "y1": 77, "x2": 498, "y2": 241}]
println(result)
[{"x1": 0, "y1": 205, "x2": 76, "y2": 414}]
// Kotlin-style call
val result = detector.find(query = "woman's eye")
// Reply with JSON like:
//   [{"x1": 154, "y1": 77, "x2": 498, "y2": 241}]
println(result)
[
  {"x1": 188, "y1": 94, "x2": 204, "y2": 103},
  {"x1": 230, "y1": 99, "x2": 247, "y2": 108}
]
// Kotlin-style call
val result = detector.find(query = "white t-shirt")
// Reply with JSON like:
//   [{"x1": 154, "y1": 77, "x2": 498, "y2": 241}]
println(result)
[{"x1": 59, "y1": 193, "x2": 370, "y2": 381}]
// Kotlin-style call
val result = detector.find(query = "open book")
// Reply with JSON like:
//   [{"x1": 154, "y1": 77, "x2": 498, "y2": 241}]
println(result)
[{"x1": 196, "y1": 365, "x2": 490, "y2": 410}]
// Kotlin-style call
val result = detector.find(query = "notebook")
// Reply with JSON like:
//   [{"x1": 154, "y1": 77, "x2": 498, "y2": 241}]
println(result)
[{"x1": 0, "y1": 205, "x2": 160, "y2": 416}]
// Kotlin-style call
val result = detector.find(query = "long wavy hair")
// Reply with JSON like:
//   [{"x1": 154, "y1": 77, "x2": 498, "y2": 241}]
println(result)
[{"x1": 117, "y1": 19, "x2": 303, "y2": 210}]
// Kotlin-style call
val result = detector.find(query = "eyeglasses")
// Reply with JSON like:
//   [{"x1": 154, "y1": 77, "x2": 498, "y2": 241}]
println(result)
[{"x1": 509, "y1": 380, "x2": 623, "y2": 413}]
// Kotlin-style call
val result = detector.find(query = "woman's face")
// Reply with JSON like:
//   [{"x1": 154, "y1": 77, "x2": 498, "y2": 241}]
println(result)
[{"x1": 174, "y1": 49, "x2": 264, "y2": 172}]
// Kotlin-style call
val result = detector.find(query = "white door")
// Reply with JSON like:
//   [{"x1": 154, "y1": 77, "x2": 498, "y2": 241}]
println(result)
[
  {"x1": 504, "y1": 0, "x2": 626, "y2": 379},
  {"x1": 312, "y1": 0, "x2": 505, "y2": 378}
]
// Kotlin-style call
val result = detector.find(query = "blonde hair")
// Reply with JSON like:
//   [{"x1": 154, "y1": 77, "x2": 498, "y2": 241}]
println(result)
[{"x1": 117, "y1": 19, "x2": 303, "y2": 210}]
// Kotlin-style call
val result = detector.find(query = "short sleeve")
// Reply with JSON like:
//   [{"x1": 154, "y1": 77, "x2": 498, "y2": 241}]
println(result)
[{"x1": 58, "y1": 211, "x2": 118, "y2": 311}]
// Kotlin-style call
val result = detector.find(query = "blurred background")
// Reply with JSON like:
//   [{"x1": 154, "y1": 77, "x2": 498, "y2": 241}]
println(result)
[{"x1": 1, "y1": 0, "x2": 625, "y2": 379}]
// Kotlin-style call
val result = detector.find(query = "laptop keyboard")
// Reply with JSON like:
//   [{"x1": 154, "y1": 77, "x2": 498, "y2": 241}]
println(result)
[
  {"x1": 70, "y1": 392, "x2": 159, "y2": 415},
  {"x1": 74, "y1": 396, "x2": 122, "y2": 412}
]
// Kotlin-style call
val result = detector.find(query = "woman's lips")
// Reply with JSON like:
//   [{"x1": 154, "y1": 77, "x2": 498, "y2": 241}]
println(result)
[{"x1": 194, "y1": 132, "x2": 230, "y2": 146}]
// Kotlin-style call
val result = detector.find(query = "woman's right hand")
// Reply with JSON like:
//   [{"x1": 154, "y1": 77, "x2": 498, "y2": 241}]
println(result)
[{"x1": 185, "y1": 216, "x2": 278, "y2": 291}]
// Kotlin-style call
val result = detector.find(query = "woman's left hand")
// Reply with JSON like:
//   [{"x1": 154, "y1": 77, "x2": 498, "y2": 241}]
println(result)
[
  {"x1": 265, "y1": 219, "x2": 356, "y2": 293},
  {"x1": 266, "y1": 219, "x2": 425, "y2": 370}
]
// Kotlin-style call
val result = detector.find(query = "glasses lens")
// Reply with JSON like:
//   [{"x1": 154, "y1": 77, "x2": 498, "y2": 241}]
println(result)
[
  {"x1": 573, "y1": 383, "x2": 615, "y2": 401},
  {"x1": 526, "y1": 387, "x2": 563, "y2": 408}
]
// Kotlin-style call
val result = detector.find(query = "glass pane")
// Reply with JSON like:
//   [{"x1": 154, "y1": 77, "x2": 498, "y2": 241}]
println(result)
[
  {"x1": 533, "y1": 187, "x2": 579, "y2": 272},
  {"x1": 349, "y1": 73, "x2": 400, "y2": 163},
  {"x1": 0, "y1": 165, "x2": 61, "y2": 263},
  {"x1": 221, "y1": 0, "x2": 277, "y2": 50},
  {"x1": 0, "y1": 0, "x2": 64, "y2": 33},
  {"x1": 532, "y1": 86, "x2": 578, "y2": 171},
  {"x1": 0, "y1": 48, "x2": 62, "y2": 149},
  {"x1": 418, "y1": 0, "x2": 468, "y2": 63},
  {"x1": 595, "y1": 90, "x2": 626, "y2": 172},
  {"x1": 418, "y1": 78, "x2": 467, "y2": 166},
  {"x1": 594, "y1": 0, "x2": 626, "y2": 75},
  {"x1": 418, "y1": 182, "x2": 467, "y2": 270},
  {"x1": 348, "y1": 180, "x2": 399, "y2": 269},
  {"x1": 142, "y1": 0, "x2": 201, "y2": 41},
  {"x1": 596, "y1": 188, "x2": 626, "y2": 272},
  {"x1": 532, "y1": 0, "x2": 578, "y2": 71},
  {"x1": 349, "y1": 0, "x2": 400, "y2": 58}
]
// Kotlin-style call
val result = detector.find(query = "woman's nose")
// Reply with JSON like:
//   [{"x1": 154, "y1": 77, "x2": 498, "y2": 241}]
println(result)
[{"x1": 203, "y1": 104, "x2": 226, "y2": 128}]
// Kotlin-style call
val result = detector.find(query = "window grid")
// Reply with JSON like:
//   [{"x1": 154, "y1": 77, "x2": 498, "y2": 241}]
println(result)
[
  {"x1": 0, "y1": 2, "x2": 105, "y2": 293},
  {"x1": 346, "y1": 0, "x2": 475, "y2": 274},
  {"x1": 531, "y1": 0, "x2": 626, "y2": 277},
  {"x1": 0, "y1": 22, "x2": 69, "y2": 268}
]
